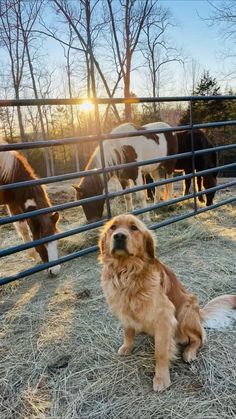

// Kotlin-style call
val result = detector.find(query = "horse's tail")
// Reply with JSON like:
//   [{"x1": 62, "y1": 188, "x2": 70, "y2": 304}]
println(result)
[{"x1": 201, "y1": 295, "x2": 236, "y2": 330}]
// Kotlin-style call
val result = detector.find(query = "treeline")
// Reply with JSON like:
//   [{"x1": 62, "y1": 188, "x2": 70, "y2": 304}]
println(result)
[{"x1": 2, "y1": 71, "x2": 236, "y2": 177}]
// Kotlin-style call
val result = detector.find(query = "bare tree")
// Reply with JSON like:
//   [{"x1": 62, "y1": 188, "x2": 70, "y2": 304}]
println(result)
[
  {"x1": 107, "y1": 0, "x2": 155, "y2": 120},
  {"x1": 141, "y1": 6, "x2": 183, "y2": 115},
  {"x1": 38, "y1": 0, "x2": 121, "y2": 123},
  {"x1": 0, "y1": 0, "x2": 26, "y2": 140},
  {"x1": 182, "y1": 58, "x2": 201, "y2": 95},
  {"x1": 207, "y1": 1, "x2": 236, "y2": 41},
  {"x1": 60, "y1": 27, "x2": 80, "y2": 170},
  {"x1": 0, "y1": 68, "x2": 15, "y2": 142},
  {"x1": 36, "y1": 66, "x2": 55, "y2": 137},
  {"x1": 205, "y1": 1, "x2": 236, "y2": 77},
  {"x1": 17, "y1": 0, "x2": 54, "y2": 176}
]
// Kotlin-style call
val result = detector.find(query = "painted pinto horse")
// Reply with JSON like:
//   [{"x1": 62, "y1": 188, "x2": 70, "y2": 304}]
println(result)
[
  {"x1": 175, "y1": 129, "x2": 218, "y2": 206},
  {"x1": 73, "y1": 122, "x2": 177, "y2": 222},
  {"x1": 0, "y1": 150, "x2": 60, "y2": 275}
]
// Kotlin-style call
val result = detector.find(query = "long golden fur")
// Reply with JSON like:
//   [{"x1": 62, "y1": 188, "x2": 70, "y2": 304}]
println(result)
[{"x1": 99, "y1": 214, "x2": 236, "y2": 392}]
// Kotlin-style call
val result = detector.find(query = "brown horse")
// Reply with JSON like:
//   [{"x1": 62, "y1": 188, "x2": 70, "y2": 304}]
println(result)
[
  {"x1": 0, "y1": 150, "x2": 60, "y2": 275},
  {"x1": 175, "y1": 130, "x2": 218, "y2": 206}
]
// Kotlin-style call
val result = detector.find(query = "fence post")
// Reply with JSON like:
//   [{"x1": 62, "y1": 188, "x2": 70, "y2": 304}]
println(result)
[
  {"x1": 93, "y1": 102, "x2": 112, "y2": 219},
  {"x1": 189, "y1": 99, "x2": 198, "y2": 214}
]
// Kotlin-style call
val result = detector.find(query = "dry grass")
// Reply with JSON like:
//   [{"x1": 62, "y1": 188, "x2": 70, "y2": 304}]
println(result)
[{"x1": 0, "y1": 184, "x2": 236, "y2": 418}]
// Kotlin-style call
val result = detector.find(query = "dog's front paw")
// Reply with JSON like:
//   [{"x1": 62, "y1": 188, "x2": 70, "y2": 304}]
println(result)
[
  {"x1": 183, "y1": 348, "x2": 197, "y2": 363},
  {"x1": 118, "y1": 345, "x2": 132, "y2": 356},
  {"x1": 153, "y1": 373, "x2": 171, "y2": 392}
]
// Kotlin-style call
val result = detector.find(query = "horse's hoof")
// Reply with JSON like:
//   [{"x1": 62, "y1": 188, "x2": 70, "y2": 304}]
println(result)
[{"x1": 47, "y1": 265, "x2": 61, "y2": 276}]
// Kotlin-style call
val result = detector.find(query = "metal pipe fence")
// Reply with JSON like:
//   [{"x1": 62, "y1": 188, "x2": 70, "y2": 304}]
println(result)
[{"x1": 0, "y1": 95, "x2": 236, "y2": 286}]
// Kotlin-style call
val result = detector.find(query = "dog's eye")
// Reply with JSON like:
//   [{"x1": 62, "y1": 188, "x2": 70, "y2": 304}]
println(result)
[
  {"x1": 130, "y1": 224, "x2": 138, "y2": 231},
  {"x1": 110, "y1": 224, "x2": 117, "y2": 230}
]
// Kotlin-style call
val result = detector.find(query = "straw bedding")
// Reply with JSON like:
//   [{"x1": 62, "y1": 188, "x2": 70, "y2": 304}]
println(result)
[{"x1": 0, "y1": 182, "x2": 235, "y2": 418}]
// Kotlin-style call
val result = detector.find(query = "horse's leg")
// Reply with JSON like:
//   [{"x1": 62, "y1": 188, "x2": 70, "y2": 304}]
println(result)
[
  {"x1": 135, "y1": 171, "x2": 150, "y2": 221},
  {"x1": 7, "y1": 205, "x2": 39, "y2": 261},
  {"x1": 163, "y1": 173, "x2": 174, "y2": 201},
  {"x1": 15, "y1": 222, "x2": 40, "y2": 260},
  {"x1": 142, "y1": 175, "x2": 149, "y2": 201},
  {"x1": 197, "y1": 175, "x2": 205, "y2": 203},
  {"x1": 151, "y1": 169, "x2": 162, "y2": 203},
  {"x1": 184, "y1": 176, "x2": 191, "y2": 196},
  {"x1": 120, "y1": 179, "x2": 134, "y2": 212},
  {"x1": 202, "y1": 174, "x2": 217, "y2": 206},
  {"x1": 144, "y1": 174, "x2": 154, "y2": 201}
]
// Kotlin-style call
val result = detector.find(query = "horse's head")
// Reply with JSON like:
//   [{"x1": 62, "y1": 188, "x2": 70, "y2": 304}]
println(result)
[
  {"x1": 30, "y1": 211, "x2": 61, "y2": 276},
  {"x1": 73, "y1": 184, "x2": 105, "y2": 222}
]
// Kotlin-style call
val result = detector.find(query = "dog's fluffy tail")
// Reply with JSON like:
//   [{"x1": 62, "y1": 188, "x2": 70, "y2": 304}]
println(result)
[{"x1": 201, "y1": 295, "x2": 236, "y2": 330}]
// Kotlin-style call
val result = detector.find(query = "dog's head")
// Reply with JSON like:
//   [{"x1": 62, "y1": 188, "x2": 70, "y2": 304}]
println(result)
[{"x1": 99, "y1": 214, "x2": 156, "y2": 260}]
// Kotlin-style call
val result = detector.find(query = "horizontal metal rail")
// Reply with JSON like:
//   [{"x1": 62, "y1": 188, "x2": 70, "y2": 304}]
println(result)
[
  {"x1": 1, "y1": 194, "x2": 235, "y2": 286},
  {"x1": 0, "y1": 119, "x2": 236, "y2": 152},
  {"x1": 0, "y1": 219, "x2": 104, "y2": 258},
  {"x1": 149, "y1": 195, "x2": 236, "y2": 230},
  {"x1": 0, "y1": 161, "x2": 235, "y2": 226},
  {"x1": 110, "y1": 177, "x2": 236, "y2": 203},
  {"x1": 1, "y1": 143, "x2": 236, "y2": 192},
  {"x1": 131, "y1": 181, "x2": 236, "y2": 216},
  {"x1": 0, "y1": 193, "x2": 106, "y2": 225},
  {"x1": 0, "y1": 94, "x2": 236, "y2": 107},
  {"x1": 0, "y1": 179, "x2": 235, "y2": 259},
  {"x1": 0, "y1": 245, "x2": 99, "y2": 286},
  {"x1": 0, "y1": 94, "x2": 236, "y2": 286}
]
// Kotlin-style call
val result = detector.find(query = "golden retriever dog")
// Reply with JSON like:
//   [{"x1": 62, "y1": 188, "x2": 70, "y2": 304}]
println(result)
[{"x1": 99, "y1": 214, "x2": 236, "y2": 392}]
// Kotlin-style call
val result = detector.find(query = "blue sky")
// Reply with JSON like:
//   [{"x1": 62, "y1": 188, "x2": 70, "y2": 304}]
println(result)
[
  {"x1": 163, "y1": 0, "x2": 219, "y2": 68},
  {"x1": 132, "y1": 0, "x2": 235, "y2": 96},
  {"x1": 160, "y1": 0, "x2": 234, "y2": 91}
]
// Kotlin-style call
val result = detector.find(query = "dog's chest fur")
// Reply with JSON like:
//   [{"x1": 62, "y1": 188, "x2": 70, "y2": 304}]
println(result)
[{"x1": 101, "y1": 260, "x2": 162, "y2": 334}]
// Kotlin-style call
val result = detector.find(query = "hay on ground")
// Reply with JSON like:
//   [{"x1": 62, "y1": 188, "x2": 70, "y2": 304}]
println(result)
[{"x1": 0, "y1": 199, "x2": 235, "y2": 418}]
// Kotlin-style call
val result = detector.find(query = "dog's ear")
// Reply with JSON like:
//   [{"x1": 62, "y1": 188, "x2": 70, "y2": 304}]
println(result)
[{"x1": 144, "y1": 230, "x2": 155, "y2": 259}]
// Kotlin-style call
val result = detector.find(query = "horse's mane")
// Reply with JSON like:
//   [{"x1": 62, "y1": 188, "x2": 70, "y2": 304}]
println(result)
[
  {"x1": 15, "y1": 151, "x2": 38, "y2": 180},
  {"x1": 0, "y1": 150, "x2": 51, "y2": 208}
]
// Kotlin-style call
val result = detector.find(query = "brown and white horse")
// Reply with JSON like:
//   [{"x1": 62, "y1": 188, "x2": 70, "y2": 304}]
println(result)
[
  {"x1": 0, "y1": 150, "x2": 60, "y2": 275},
  {"x1": 73, "y1": 122, "x2": 177, "y2": 222}
]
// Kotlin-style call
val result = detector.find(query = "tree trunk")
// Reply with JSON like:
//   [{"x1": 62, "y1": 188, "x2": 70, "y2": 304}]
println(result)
[
  {"x1": 66, "y1": 45, "x2": 80, "y2": 171},
  {"x1": 24, "y1": 38, "x2": 52, "y2": 176},
  {"x1": 15, "y1": 87, "x2": 26, "y2": 141},
  {"x1": 124, "y1": 51, "x2": 131, "y2": 121}
]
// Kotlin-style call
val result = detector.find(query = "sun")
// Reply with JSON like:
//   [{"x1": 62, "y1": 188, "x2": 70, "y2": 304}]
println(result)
[{"x1": 79, "y1": 100, "x2": 94, "y2": 111}]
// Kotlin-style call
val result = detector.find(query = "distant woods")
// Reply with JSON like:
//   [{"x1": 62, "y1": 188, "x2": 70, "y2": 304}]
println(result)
[{"x1": 0, "y1": 0, "x2": 235, "y2": 177}]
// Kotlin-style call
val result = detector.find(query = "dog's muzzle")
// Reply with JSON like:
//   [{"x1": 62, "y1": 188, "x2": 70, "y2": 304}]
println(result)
[{"x1": 112, "y1": 232, "x2": 127, "y2": 252}]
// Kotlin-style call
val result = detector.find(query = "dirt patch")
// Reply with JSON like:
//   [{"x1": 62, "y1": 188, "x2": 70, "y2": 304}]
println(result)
[{"x1": 0, "y1": 193, "x2": 235, "y2": 418}]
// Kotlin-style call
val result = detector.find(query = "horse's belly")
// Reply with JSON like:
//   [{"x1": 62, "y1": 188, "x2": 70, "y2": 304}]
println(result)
[{"x1": 141, "y1": 138, "x2": 168, "y2": 174}]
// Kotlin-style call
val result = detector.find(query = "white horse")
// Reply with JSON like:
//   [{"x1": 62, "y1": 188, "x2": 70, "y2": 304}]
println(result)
[{"x1": 73, "y1": 122, "x2": 177, "y2": 222}]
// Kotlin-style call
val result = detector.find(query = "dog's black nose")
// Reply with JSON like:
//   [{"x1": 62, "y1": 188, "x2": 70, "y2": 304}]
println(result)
[{"x1": 114, "y1": 232, "x2": 126, "y2": 241}]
